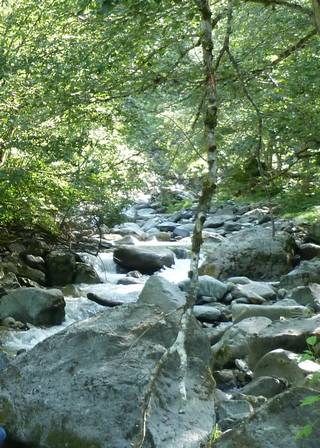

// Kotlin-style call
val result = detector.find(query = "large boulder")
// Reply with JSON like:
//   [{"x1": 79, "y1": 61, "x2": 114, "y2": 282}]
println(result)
[
  {"x1": 0, "y1": 303, "x2": 216, "y2": 448},
  {"x1": 138, "y1": 276, "x2": 185, "y2": 312},
  {"x1": 0, "y1": 287, "x2": 65, "y2": 326},
  {"x1": 215, "y1": 388, "x2": 320, "y2": 448},
  {"x1": 46, "y1": 251, "x2": 76, "y2": 286},
  {"x1": 113, "y1": 246, "x2": 174, "y2": 274},
  {"x1": 200, "y1": 227, "x2": 295, "y2": 280},
  {"x1": 247, "y1": 315, "x2": 320, "y2": 368}
]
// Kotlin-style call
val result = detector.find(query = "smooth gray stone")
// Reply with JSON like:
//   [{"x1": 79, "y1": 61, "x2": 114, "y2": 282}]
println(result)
[
  {"x1": 193, "y1": 305, "x2": 221, "y2": 322},
  {"x1": 232, "y1": 303, "x2": 312, "y2": 323}
]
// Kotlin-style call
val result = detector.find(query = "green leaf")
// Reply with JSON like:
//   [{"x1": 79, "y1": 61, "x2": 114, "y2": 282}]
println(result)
[
  {"x1": 300, "y1": 395, "x2": 320, "y2": 407},
  {"x1": 295, "y1": 424, "x2": 313, "y2": 440},
  {"x1": 306, "y1": 336, "x2": 318, "y2": 346}
]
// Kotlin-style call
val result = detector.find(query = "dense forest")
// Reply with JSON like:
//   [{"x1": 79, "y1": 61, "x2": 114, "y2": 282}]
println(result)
[
  {"x1": 0, "y1": 1, "x2": 320, "y2": 447},
  {"x1": 0, "y1": 0, "x2": 319, "y2": 232}
]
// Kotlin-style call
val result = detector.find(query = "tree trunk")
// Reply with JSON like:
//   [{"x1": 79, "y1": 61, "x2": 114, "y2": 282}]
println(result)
[
  {"x1": 312, "y1": 0, "x2": 320, "y2": 32},
  {"x1": 187, "y1": 0, "x2": 218, "y2": 308}
]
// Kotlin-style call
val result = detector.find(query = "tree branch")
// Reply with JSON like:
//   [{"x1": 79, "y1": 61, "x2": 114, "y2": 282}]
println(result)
[{"x1": 243, "y1": 0, "x2": 313, "y2": 16}]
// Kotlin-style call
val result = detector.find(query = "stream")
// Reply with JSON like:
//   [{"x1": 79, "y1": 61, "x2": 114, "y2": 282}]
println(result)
[{"x1": 2, "y1": 245, "x2": 191, "y2": 353}]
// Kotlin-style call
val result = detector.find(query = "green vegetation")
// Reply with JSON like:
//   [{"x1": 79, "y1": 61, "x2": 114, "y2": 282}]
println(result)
[
  {"x1": 0, "y1": 0, "x2": 319, "y2": 233},
  {"x1": 296, "y1": 336, "x2": 320, "y2": 441},
  {"x1": 207, "y1": 425, "x2": 223, "y2": 447}
]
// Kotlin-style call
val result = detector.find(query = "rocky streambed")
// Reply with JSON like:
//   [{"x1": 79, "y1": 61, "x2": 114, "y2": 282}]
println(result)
[{"x1": 1, "y1": 196, "x2": 320, "y2": 447}]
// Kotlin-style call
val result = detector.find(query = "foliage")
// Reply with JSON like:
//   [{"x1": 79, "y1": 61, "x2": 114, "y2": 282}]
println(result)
[
  {"x1": 296, "y1": 336, "x2": 320, "y2": 441},
  {"x1": 0, "y1": 0, "x2": 319, "y2": 231},
  {"x1": 207, "y1": 425, "x2": 222, "y2": 447}
]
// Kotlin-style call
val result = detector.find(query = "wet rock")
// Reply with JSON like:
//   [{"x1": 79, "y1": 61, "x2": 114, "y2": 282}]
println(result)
[
  {"x1": 170, "y1": 247, "x2": 190, "y2": 259},
  {"x1": 73, "y1": 263, "x2": 101, "y2": 284},
  {"x1": 2, "y1": 316, "x2": 29, "y2": 330},
  {"x1": 113, "y1": 246, "x2": 174, "y2": 274},
  {"x1": 0, "y1": 303, "x2": 216, "y2": 448},
  {"x1": 117, "y1": 277, "x2": 143, "y2": 285},
  {"x1": 126, "y1": 270, "x2": 142, "y2": 278},
  {"x1": 240, "y1": 376, "x2": 286, "y2": 399},
  {"x1": 200, "y1": 227, "x2": 294, "y2": 280},
  {"x1": 138, "y1": 276, "x2": 185, "y2": 312},
  {"x1": 22, "y1": 254, "x2": 46, "y2": 272},
  {"x1": 46, "y1": 251, "x2": 76, "y2": 286},
  {"x1": 212, "y1": 317, "x2": 271, "y2": 369},
  {"x1": 0, "y1": 287, "x2": 65, "y2": 326},
  {"x1": 215, "y1": 388, "x2": 320, "y2": 448},
  {"x1": 87, "y1": 293, "x2": 123, "y2": 307}
]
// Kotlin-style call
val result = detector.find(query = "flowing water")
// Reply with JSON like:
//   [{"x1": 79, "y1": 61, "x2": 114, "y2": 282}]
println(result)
[{"x1": 2, "y1": 244, "x2": 191, "y2": 353}]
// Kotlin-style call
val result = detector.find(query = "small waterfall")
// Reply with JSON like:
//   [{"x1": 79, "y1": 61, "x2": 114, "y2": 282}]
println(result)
[
  {"x1": 158, "y1": 258, "x2": 190, "y2": 284},
  {"x1": 78, "y1": 252, "x2": 122, "y2": 284}
]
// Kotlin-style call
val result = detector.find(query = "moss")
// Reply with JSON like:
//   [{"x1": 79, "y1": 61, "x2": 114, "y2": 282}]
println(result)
[
  {"x1": 0, "y1": 398, "x2": 14, "y2": 426},
  {"x1": 46, "y1": 430, "x2": 101, "y2": 448}
]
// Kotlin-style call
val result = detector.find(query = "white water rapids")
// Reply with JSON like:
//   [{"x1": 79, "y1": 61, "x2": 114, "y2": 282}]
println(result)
[{"x1": 2, "y1": 246, "x2": 192, "y2": 353}]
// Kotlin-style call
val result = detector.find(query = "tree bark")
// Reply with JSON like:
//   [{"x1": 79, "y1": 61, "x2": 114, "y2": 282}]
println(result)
[
  {"x1": 187, "y1": 0, "x2": 218, "y2": 308},
  {"x1": 312, "y1": 0, "x2": 320, "y2": 32}
]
